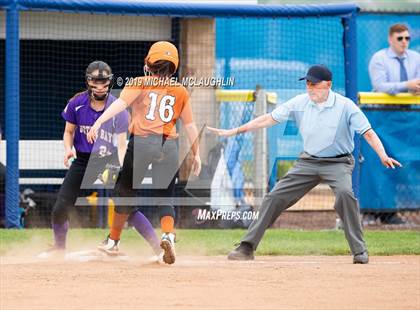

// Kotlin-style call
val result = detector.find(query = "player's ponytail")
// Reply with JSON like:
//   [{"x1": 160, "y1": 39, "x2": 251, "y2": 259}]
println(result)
[{"x1": 145, "y1": 60, "x2": 176, "y2": 77}]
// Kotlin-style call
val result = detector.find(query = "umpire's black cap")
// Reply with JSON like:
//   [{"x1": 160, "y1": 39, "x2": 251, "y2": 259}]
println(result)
[{"x1": 299, "y1": 65, "x2": 332, "y2": 83}]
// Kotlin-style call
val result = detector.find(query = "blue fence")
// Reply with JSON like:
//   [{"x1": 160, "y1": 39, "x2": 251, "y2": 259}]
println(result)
[
  {"x1": 216, "y1": 11, "x2": 420, "y2": 211},
  {"x1": 360, "y1": 110, "x2": 420, "y2": 211},
  {"x1": 11, "y1": 1, "x2": 420, "y2": 226},
  {"x1": 0, "y1": 1, "x2": 359, "y2": 227}
]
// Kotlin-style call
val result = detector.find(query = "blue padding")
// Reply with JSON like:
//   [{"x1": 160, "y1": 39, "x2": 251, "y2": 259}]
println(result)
[
  {"x1": 0, "y1": 0, "x2": 10, "y2": 7},
  {"x1": 360, "y1": 110, "x2": 420, "y2": 211},
  {"x1": 11, "y1": 1, "x2": 358, "y2": 17},
  {"x1": 5, "y1": 6, "x2": 21, "y2": 228}
]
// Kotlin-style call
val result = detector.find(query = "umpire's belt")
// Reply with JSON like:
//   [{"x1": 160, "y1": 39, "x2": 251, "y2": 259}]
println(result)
[{"x1": 311, "y1": 153, "x2": 350, "y2": 159}]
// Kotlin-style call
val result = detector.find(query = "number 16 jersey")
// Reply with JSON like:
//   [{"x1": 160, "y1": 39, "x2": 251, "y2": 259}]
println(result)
[{"x1": 119, "y1": 76, "x2": 194, "y2": 139}]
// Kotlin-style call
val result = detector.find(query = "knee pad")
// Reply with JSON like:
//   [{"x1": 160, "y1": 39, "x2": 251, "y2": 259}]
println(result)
[{"x1": 159, "y1": 205, "x2": 175, "y2": 219}]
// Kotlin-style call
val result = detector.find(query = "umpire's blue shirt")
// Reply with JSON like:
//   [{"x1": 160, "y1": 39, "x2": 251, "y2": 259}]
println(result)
[{"x1": 271, "y1": 90, "x2": 371, "y2": 157}]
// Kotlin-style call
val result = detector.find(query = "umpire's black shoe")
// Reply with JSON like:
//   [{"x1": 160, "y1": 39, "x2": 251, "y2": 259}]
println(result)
[
  {"x1": 227, "y1": 242, "x2": 254, "y2": 260},
  {"x1": 353, "y1": 251, "x2": 369, "y2": 264},
  {"x1": 381, "y1": 214, "x2": 406, "y2": 225}
]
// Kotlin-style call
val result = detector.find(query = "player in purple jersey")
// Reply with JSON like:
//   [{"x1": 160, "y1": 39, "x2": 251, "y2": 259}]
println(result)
[{"x1": 40, "y1": 61, "x2": 162, "y2": 259}]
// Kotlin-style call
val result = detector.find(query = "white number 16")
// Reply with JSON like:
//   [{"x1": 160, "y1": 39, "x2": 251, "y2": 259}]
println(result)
[{"x1": 145, "y1": 92, "x2": 175, "y2": 123}]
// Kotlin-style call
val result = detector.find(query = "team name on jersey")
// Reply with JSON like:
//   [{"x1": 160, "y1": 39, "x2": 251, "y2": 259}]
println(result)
[
  {"x1": 79, "y1": 125, "x2": 91, "y2": 135},
  {"x1": 99, "y1": 129, "x2": 114, "y2": 143},
  {"x1": 79, "y1": 125, "x2": 113, "y2": 143}
]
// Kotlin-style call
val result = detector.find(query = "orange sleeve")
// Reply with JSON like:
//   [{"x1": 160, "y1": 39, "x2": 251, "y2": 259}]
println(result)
[
  {"x1": 179, "y1": 89, "x2": 194, "y2": 125},
  {"x1": 119, "y1": 78, "x2": 142, "y2": 106}
]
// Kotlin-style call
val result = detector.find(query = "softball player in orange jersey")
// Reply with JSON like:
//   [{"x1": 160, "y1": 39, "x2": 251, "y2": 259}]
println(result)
[{"x1": 88, "y1": 41, "x2": 201, "y2": 264}]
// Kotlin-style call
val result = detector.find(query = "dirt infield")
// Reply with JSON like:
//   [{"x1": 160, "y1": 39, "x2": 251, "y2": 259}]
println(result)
[{"x1": 1, "y1": 254, "x2": 419, "y2": 310}]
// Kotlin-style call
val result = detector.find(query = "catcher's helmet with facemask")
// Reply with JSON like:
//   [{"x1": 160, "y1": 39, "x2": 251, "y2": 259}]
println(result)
[{"x1": 85, "y1": 61, "x2": 114, "y2": 101}]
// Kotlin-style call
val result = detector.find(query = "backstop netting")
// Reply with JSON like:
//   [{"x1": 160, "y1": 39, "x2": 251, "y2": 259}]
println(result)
[{"x1": 0, "y1": 2, "x2": 359, "y2": 229}]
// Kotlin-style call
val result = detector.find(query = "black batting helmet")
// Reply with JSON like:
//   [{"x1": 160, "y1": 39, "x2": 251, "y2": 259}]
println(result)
[{"x1": 85, "y1": 61, "x2": 114, "y2": 100}]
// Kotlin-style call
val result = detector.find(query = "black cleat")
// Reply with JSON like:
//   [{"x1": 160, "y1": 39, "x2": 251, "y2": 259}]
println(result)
[
  {"x1": 227, "y1": 242, "x2": 254, "y2": 261},
  {"x1": 353, "y1": 251, "x2": 369, "y2": 264}
]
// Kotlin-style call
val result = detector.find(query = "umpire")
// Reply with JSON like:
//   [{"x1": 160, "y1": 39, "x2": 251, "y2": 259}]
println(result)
[{"x1": 208, "y1": 65, "x2": 401, "y2": 264}]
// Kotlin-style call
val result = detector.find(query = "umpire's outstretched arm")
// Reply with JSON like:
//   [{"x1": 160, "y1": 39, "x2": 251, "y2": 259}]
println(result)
[{"x1": 207, "y1": 113, "x2": 277, "y2": 137}]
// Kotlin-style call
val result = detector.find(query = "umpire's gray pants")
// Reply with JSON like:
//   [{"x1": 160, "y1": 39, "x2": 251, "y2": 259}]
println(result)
[{"x1": 242, "y1": 152, "x2": 367, "y2": 255}]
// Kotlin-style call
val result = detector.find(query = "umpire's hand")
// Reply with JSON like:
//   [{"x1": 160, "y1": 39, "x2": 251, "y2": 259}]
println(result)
[
  {"x1": 380, "y1": 155, "x2": 402, "y2": 169},
  {"x1": 207, "y1": 126, "x2": 238, "y2": 137}
]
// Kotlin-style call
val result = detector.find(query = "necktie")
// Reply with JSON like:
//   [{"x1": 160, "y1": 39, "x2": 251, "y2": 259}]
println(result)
[{"x1": 396, "y1": 57, "x2": 408, "y2": 82}]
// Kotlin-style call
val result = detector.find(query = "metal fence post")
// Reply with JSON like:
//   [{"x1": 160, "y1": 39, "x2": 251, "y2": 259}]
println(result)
[{"x1": 254, "y1": 86, "x2": 268, "y2": 200}]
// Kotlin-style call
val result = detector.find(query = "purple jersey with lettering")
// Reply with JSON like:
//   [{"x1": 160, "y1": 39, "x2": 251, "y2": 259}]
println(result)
[{"x1": 61, "y1": 91, "x2": 129, "y2": 155}]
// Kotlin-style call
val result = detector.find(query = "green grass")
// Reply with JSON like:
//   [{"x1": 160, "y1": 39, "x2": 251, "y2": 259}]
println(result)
[{"x1": 0, "y1": 228, "x2": 419, "y2": 256}]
